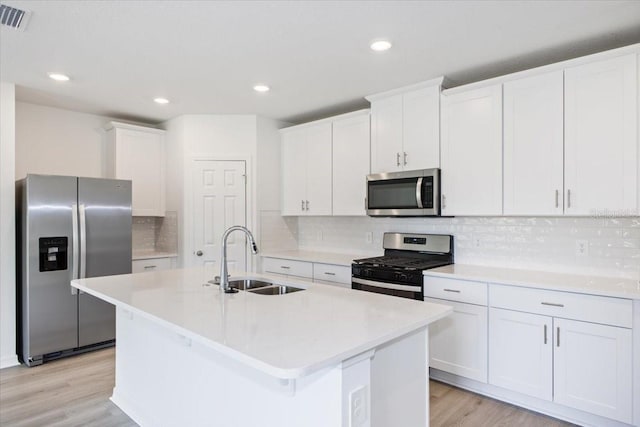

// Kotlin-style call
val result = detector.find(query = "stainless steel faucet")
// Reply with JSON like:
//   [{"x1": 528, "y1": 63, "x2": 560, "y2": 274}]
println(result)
[{"x1": 219, "y1": 225, "x2": 258, "y2": 293}]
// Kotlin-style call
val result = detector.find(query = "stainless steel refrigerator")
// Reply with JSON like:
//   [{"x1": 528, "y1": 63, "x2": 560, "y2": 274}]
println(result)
[{"x1": 16, "y1": 174, "x2": 132, "y2": 366}]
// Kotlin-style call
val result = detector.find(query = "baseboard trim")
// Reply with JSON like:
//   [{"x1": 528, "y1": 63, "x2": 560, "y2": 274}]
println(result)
[{"x1": 0, "y1": 355, "x2": 20, "y2": 369}]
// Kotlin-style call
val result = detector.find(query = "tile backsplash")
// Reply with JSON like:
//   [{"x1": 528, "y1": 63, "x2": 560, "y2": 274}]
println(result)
[
  {"x1": 297, "y1": 216, "x2": 640, "y2": 279},
  {"x1": 132, "y1": 211, "x2": 178, "y2": 254}
]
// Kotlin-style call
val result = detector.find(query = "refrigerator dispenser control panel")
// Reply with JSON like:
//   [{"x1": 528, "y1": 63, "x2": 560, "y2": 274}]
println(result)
[{"x1": 39, "y1": 237, "x2": 68, "y2": 272}]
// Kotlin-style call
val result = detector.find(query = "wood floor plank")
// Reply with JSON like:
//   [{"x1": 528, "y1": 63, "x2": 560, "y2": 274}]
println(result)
[{"x1": 1, "y1": 348, "x2": 576, "y2": 426}]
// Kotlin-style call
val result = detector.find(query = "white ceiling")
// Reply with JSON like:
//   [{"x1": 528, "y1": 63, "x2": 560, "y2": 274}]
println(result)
[{"x1": 2, "y1": 0, "x2": 640, "y2": 125}]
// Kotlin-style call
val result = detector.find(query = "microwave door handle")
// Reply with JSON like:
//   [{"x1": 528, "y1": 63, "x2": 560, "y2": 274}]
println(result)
[{"x1": 416, "y1": 177, "x2": 424, "y2": 208}]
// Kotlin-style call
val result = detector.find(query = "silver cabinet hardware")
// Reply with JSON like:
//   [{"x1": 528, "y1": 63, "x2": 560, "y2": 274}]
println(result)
[
  {"x1": 567, "y1": 189, "x2": 571, "y2": 208},
  {"x1": 396, "y1": 152, "x2": 401, "y2": 167},
  {"x1": 557, "y1": 327, "x2": 560, "y2": 347},
  {"x1": 544, "y1": 324, "x2": 548, "y2": 344},
  {"x1": 403, "y1": 152, "x2": 408, "y2": 166},
  {"x1": 301, "y1": 200, "x2": 305, "y2": 211},
  {"x1": 324, "y1": 272, "x2": 336, "y2": 276},
  {"x1": 280, "y1": 266, "x2": 290, "y2": 269},
  {"x1": 443, "y1": 288, "x2": 461, "y2": 293},
  {"x1": 555, "y1": 190, "x2": 559, "y2": 208},
  {"x1": 541, "y1": 302, "x2": 564, "y2": 308},
  {"x1": 305, "y1": 200, "x2": 309, "y2": 211},
  {"x1": 144, "y1": 265, "x2": 157, "y2": 269},
  {"x1": 442, "y1": 194, "x2": 447, "y2": 210},
  {"x1": 196, "y1": 250, "x2": 203, "y2": 256}
]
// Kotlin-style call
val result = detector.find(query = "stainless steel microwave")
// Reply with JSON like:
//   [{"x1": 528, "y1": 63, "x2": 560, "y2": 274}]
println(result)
[{"x1": 366, "y1": 169, "x2": 440, "y2": 217}]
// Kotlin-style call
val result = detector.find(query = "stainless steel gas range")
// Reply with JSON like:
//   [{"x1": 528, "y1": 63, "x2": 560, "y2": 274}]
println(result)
[{"x1": 351, "y1": 233, "x2": 454, "y2": 300}]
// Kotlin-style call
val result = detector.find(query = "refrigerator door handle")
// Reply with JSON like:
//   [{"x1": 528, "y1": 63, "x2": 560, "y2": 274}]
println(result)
[
  {"x1": 79, "y1": 203, "x2": 87, "y2": 286},
  {"x1": 71, "y1": 203, "x2": 79, "y2": 295}
]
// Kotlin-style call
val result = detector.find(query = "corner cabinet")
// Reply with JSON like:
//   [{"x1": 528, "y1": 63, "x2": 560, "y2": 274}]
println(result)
[
  {"x1": 440, "y1": 84, "x2": 503, "y2": 216},
  {"x1": 281, "y1": 110, "x2": 370, "y2": 217},
  {"x1": 281, "y1": 122, "x2": 332, "y2": 216},
  {"x1": 367, "y1": 78, "x2": 442, "y2": 174},
  {"x1": 106, "y1": 122, "x2": 166, "y2": 217}
]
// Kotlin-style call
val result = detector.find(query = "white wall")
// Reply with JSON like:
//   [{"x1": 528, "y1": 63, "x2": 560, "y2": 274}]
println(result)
[
  {"x1": 15, "y1": 102, "x2": 112, "y2": 179},
  {"x1": 0, "y1": 82, "x2": 18, "y2": 368},
  {"x1": 297, "y1": 216, "x2": 640, "y2": 279}
]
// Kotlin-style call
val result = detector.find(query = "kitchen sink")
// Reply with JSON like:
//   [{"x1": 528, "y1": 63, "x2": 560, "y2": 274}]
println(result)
[
  {"x1": 228, "y1": 279, "x2": 274, "y2": 291},
  {"x1": 248, "y1": 285, "x2": 304, "y2": 295}
]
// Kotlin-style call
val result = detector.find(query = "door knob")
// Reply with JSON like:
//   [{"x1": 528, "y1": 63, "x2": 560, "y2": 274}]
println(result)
[{"x1": 196, "y1": 250, "x2": 203, "y2": 256}]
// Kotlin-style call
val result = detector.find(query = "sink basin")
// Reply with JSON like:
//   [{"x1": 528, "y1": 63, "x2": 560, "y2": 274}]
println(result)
[
  {"x1": 248, "y1": 285, "x2": 304, "y2": 295},
  {"x1": 228, "y1": 279, "x2": 274, "y2": 291}
]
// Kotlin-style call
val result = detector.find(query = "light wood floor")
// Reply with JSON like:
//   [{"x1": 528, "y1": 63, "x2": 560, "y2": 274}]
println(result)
[{"x1": 1, "y1": 348, "x2": 575, "y2": 427}]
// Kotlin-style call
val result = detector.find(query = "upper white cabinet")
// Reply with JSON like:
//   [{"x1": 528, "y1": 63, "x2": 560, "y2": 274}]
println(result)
[
  {"x1": 106, "y1": 122, "x2": 166, "y2": 217},
  {"x1": 440, "y1": 84, "x2": 503, "y2": 216},
  {"x1": 503, "y1": 71, "x2": 564, "y2": 215},
  {"x1": 367, "y1": 79, "x2": 442, "y2": 174},
  {"x1": 564, "y1": 54, "x2": 638, "y2": 215},
  {"x1": 332, "y1": 111, "x2": 370, "y2": 216},
  {"x1": 281, "y1": 122, "x2": 332, "y2": 216}
]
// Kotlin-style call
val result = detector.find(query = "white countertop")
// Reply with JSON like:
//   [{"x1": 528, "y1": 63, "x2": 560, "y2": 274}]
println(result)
[
  {"x1": 72, "y1": 268, "x2": 451, "y2": 379},
  {"x1": 260, "y1": 249, "x2": 379, "y2": 267},
  {"x1": 424, "y1": 264, "x2": 640, "y2": 300},
  {"x1": 132, "y1": 250, "x2": 178, "y2": 260}
]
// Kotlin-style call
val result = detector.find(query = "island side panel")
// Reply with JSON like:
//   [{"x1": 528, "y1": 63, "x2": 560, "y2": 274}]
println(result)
[
  {"x1": 370, "y1": 328, "x2": 429, "y2": 427},
  {"x1": 111, "y1": 306, "x2": 347, "y2": 427}
]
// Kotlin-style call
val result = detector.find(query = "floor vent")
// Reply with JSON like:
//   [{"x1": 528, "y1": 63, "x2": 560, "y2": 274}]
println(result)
[{"x1": 0, "y1": 3, "x2": 30, "y2": 31}]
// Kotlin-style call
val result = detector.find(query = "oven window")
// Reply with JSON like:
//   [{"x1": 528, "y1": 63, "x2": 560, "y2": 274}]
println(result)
[{"x1": 368, "y1": 178, "x2": 420, "y2": 209}]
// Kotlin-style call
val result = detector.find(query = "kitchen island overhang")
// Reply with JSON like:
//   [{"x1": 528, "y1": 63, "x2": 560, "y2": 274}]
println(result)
[{"x1": 72, "y1": 267, "x2": 452, "y2": 427}]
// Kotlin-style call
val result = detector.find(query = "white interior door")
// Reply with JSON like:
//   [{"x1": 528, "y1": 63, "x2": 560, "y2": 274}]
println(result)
[{"x1": 192, "y1": 160, "x2": 247, "y2": 276}]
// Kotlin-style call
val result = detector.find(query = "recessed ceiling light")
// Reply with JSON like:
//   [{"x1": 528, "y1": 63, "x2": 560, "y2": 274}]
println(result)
[
  {"x1": 253, "y1": 84, "x2": 270, "y2": 93},
  {"x1": 370, "y1": 40, "x2": 392, "y2": 52},
  {"x1": 48, "y1": 73, "x2": 70, "y2": 82},
  {"x1": 153, "y1": 97, "x2": 170, "y2": 104}
]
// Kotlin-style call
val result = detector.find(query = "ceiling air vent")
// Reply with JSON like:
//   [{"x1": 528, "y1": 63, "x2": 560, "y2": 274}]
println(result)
[{"x1": 0, "y1": 3, "x2": 30, "y2": 31}]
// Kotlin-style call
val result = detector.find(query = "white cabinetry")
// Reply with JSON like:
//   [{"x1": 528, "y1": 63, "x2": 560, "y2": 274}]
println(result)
[
  {"x1": 262, "y1": 257, "x2": 313, "y2": 279},
  {"x1": 367, "y1": 79, "x2": 442, "y2": 174},
  {"x1": 503, "y1": 71, "x2": 564, "y2": 215},
  {"x1": 262, "y1": 256, "x2": 351, "y2": 287},
  {"x1": 132, "y1": 257, "x2": 175, "y2": 273},
  {"x1": 332, "y1": 111, "x2": 370, "y2": 216},
  {"x1": 106, "y1": 122, "x2": 166, "y2": 217},
  {"x1": 424, "y1": 277, "x2": 487, "y2": 383},
  {"x1": 564, "y1": 54, "x2": 638, "y2": 215},
  {"x1": 281, "y1": 123, "x2": 332, "y2": 216},
  {"x1": 440, "y1": 84, "x2": 503, "y2": 216},
  {"x1": 488, "y1": 284, "x2": 633, "y2": 424}
]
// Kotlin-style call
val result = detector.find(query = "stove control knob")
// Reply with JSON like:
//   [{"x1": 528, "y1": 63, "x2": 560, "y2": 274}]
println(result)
[{"x1": 396, "y1": 273, "x2": 408, "y2": 281}]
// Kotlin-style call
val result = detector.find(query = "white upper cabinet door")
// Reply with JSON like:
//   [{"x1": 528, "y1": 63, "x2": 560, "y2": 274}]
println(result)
[
  {"x1": 332, "y1": 113, "x2": 370, "y2": 216},
  {"x1": 504, "y1": 71, "x2": 564, "y2": 216},
  {"x1": 304, "y1": 122, "x2": 333, "y2": 215},
  {"x1": 281, "y1": 129, "x2": 308, "y2": 215},
  {"x1": 441, "y1": 84, "x2": 503, "y2": 216},
  {"x1": 564, "y1": 54, "x2": 638, "y2": 216},
  {"x1": 402, "y1": 85, "x2": 440, "y2": 170},
  {"x1": 488, "y1": 308, "x2": 553, "y2": 401},
  {"x1": 553, "y1": 318, "x2": 632, "y2": 424},
  {"x1": 107, "y1": 123, "x2": 166, "y2": 217},
  {"x1": 370, "y1": 95, "x2": 403, "y2": 174}
]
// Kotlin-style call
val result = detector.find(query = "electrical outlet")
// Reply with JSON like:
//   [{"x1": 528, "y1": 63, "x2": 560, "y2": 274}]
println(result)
[
  {"x1": 365, "y1": 232, "x2": 373, "y2": 244},
  {"x1": 576, "y1": 239, "x2": 589, "y2": 257},
  {"x1": 349, "y1": 385, "x2": 368, "y2": 427}
]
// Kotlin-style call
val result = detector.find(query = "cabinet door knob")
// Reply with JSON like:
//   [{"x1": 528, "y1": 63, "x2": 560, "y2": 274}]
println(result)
[{"x1": 196, "y1": 250, "x2": 203, "y2": 256}]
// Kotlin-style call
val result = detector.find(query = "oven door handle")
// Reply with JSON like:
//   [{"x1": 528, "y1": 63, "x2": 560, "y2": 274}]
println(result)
[
  {"x1": 416, "y1": 177, "x2": 424, "y2": 209},
  {"x1": 352, "y1": 277, "x2": 422, "y2": 293}
]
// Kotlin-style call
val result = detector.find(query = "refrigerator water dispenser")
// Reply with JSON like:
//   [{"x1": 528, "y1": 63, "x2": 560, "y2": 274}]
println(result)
[{"x1": 39, "y1": 237, "x2": 68, "y2": 272}]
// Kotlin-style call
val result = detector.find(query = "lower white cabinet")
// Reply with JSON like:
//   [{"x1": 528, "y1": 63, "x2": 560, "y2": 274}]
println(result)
[
  {"x1": 261, "y1": 257, "x2": 351, "y2": 287},
  {"x1": 132, "y1": 257, "x2": 175, "y2": 273},
  {"x1": 488, "y1": 296, "x2": 633, "y2": 424}
]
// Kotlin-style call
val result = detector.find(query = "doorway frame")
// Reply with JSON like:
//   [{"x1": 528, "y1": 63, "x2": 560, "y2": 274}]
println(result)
[{"x1": 183, "y1": 154, "x2": 254, "y2": 272}]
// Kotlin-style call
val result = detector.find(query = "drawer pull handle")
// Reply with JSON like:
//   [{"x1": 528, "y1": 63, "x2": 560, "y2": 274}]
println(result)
[
  {"x1": 324, "y1": 272, "x2": 336, "y2": 276},
  {"x1": 144, "y1": 265, "x2": 157, "y2": 269},
  {"x1": 541, "y1": 302, "x2": 564, "y2": 308},
  {"x1": 443, "y1": 288, "x2": 461, "y2": 293},
  {"x1": 280, "y1": 266, "x2": 290, "y2": 269},
  {"x1": 543, "y1": 324, "x2": 547, "y2": 344},
  {"x1": 557, "y1": 327, "x2": 560, "y2": 347}
]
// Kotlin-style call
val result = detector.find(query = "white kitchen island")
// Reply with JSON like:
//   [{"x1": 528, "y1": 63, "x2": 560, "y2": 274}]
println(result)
[{"x1": 71, "y1": 268, "x2": 452, "y2": 427}]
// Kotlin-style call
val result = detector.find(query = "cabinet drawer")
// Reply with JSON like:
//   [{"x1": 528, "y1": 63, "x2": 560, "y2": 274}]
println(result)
[
  {"x1": 424, "y1": 276, "x2": 487, "y2": 306},
  {"x1": 313, "y1": 263, "x2": 351, "y2": 285},
  {"x1": 489, "y1": 284, "x2": 632, "y2": 328},
  {"x1": 132, "y1": 257, "x2": 172, "y2": 273},
  {"x1": 262, "y1": 257, "x2": 312, "y2": 279}
]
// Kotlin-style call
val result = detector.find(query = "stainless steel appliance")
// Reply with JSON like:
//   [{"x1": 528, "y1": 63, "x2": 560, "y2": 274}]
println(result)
[
  {"x1": 366, "y1": 168, "x2": 441, "y2": 217},
  {"x1": 16, "y1": 174, "x2": 132, "y2": 366},
  {"x1": 352, "y1": 233, "x2": 453, "y2": 300}
]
